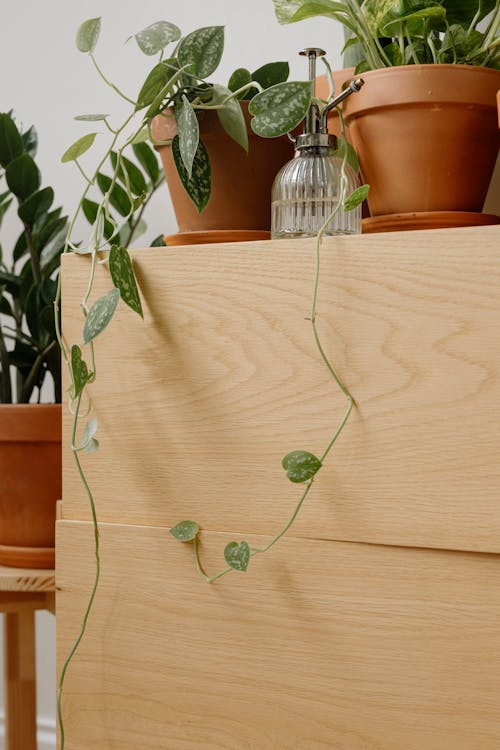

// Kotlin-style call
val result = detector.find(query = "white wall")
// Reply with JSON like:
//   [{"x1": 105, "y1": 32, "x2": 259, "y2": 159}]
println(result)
[{"x1": 0, "y1": 3, "x2": 344, "y2": 747}]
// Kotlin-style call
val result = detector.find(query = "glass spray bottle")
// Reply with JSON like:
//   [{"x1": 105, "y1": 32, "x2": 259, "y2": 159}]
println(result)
[{"x1": 271, "y1": 48, "x2": 364, "y2": 239}]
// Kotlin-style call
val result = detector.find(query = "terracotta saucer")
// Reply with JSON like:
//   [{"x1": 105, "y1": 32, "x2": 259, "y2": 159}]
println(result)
[
  {"x1": 164, "y1": 230, "x2": 271, "y2": 247},
  {"x1": 362, "y1": 211, "x2": 500, "y2": 234}
]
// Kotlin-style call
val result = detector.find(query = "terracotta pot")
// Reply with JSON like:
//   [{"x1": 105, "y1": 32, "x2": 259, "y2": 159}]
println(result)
[
  {"x1": 0, "y1": 404, "x2": 61, "y2": 568},
  {"x1": 152, "y1": 103, "x2": 295, "y2": 234},
  {"x1": 342, "y1": 65, "x2": 500, "y2": 216}
]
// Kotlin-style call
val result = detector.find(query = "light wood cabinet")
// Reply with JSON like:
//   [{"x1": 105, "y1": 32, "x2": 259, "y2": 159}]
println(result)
[{"x1": 58, "y1": 226, "x2": 500, "y2": 748}]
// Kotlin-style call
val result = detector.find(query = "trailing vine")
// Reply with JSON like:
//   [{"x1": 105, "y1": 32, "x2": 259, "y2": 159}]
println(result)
[{"x1": 55, "y1": 16, "x2": 367, "y2": 747}]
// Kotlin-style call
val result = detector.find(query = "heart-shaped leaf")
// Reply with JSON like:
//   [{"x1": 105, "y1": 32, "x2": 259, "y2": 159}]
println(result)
[
  {"x1": 62, "y1": 133, "x2": 97, "y2": 163},
  {"x1": 71, "y1": 344, "x2": 90, "y2": 397},
  {"x1": 344, "y1": 184, "x2": 369, "y2": 211},
  {"x1": 282, "y1": 450, "x2": 322, "y2": 483},
  {"x1": 83, "y1": 287, "x2": 120, "y2": 344},
  {"x1": 84, "y1": 437, "x2": 99, "y2": 454},
  {"x1": 77, "y1": 17, "x2": 101, "y2": 53},
  {"x1": 177, "y1": 96, "x2": 200, "y2": 178},
  {"x1": 172, "y1": 135, "x2": 211, "y2": 213},
  {"x1": 177, "y1": 26, "x2": 224, "y2": 79},
  {"x1": 170, "y1": 520, "x2": 199, "y2": 542},
  {"x1": 224, "y1": 541, "x2": 250, "y2": 572},
  {"x1": 109, "y1": 245, "x2": 143, "y2": 318},
  {"x1": 228, "y1": 67, "x2": 252, "y2": 97},
  {"x1": 252, "y1": 61, "x2": 290, "y2": 90},
  {"x1": 133, "y1": 21, "x2": 181, "y2": 55},
  {"x1": 249, "y1": 81, "x2": 311, "y2": 137}
]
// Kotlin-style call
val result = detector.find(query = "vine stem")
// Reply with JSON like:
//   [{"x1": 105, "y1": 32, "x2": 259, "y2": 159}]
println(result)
[
  {"x1": 56, "y1": 393, "x2": 101, "y2": 750},
  {"x1": 193, "y1": 106, "x2": 355, "y2": 583}
]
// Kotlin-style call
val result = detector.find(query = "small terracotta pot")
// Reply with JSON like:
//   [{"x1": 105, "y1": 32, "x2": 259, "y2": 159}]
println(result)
[
  {"x1": 0, "y1": 404, "x2": 61, "y2": 568},
  {"x1": 342, "y1": 64, "x2": 500, "y2": 216},
  {"x1": 151, "y1": 103, "x2": 295, "y2": 234}
]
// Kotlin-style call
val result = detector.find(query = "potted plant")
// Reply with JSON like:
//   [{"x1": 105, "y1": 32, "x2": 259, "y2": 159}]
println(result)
[
  {"x1": 0, "y1": 109, "x2": 164, "y2": 569},
  {"x1": 142, "y1": 24, "x2": 313, "y2": 243},
  {"x1": 0, "y1": 112, "x2": 64, "y2": 568},
  {"x1": 274, "y1": 0, "x2": 500, "y2": 229}
]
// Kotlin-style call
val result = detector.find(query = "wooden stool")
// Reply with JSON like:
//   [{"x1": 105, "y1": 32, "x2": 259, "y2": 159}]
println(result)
[{"x1": 0, "y1": 566, "x2": 55, "y2": 750}]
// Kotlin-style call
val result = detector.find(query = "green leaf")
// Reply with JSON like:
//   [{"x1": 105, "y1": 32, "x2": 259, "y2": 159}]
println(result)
[
  {"x1": 5, "y1": 153, "x2": 41, "y2": 201},
  {"x1": 176, "y1": 96, "x2": 200, "y2": 178},
  {"x1": 18, "y1": 187, "x2": 54, "y2": 225},
  {"x1": 84, "y1": 438, "x2": 99, "y2": 453},
  {"x1": 282, "y1": 450, "x2": 322, "y2": 483},
  {"x1": 109, "y1": 245, "x2": 143, "y2": 317},
  {"x1": 252, "y1": 61, "x2": 290, "y2": 90},
  {"x1": 150, "y1": 234, "x2": 166, "y2": 247},
  {"x1": 80, "y1": 418, "x2": 98, "y2": 451},
  {"x1": 33, "y1": 215, "x2": 67, "y2": 254},
  {"x1": 71, "y1": 344, "x2": 90, "y2": 397},
  {"x1": 82, "y1": 288, "x2": 120, "y2": 344},
  {"x1": 228, "y1": 68, "x2": 252, "y2": 97},
  {"x1": 344, "y1": 184, "x2": 369, "y2": 211},
  {"x1": 132, "y1": 143, "x2": 160, "y2": 183},
  {"x1": 172, "y1": 135, "x2": 211, "y2": 213},
  {"x1": 443, "y1": 0, "x2": 495, "y2": 26},
  {"x1": 76, "y1": 17, "x2": 101, "y2": 53},
  {"x1": 110, "y1": 152, "x2": 148, "y2": 196},
  {"x1": 224, "y1": 541, "x2": 250, "y2": 572},
  {"x1": 170, "y1": 520, "x2": 200, "y2": 542},
  {"x1": 273, "y1": 0, "x2": 346, "y2": 24},
  {"x1": 249, "y1": 81, "x2": 311, "y2": 138},
  {"x1": 135, "y1": 60, "x2": 178, "y2": 110},
  {"x1": 0, "y1": 199, "x2": 12, "y2": 229},
  {"x1": 61, "y1": 133, "x2": 97, "y2": 163},
  {"x1": 74, "y1": 113, "x2": 109, "y2": 121},
  {"x1": 21, "y1": 125, "x2": 37, "y2": 158},
  {"x1": 213, "y1": 86, "x2": 248, "y2": 151},
  {"x1": 177, "y1": 26, "x2": 224, "y2": 78},
  {"x1": 81, "y1": 198, "x2": 115, "y2": 240},
  {"x1": 0, "y1": 113, "x2": 24, "y2": 168},
  {"x1": 133, "y1": 21, "x2": 181, "y2": 55},
  {"x1": 96, "y1": 173, "x2": 132, "y2": 217}
]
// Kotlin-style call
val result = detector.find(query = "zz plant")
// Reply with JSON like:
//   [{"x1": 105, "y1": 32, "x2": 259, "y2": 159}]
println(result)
[{"x1": 0, "y1": 113, "x2": 66, "y2": 403}]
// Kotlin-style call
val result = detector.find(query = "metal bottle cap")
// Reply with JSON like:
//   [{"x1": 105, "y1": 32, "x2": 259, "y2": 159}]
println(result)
[{"x1": 295, "y1": 133, "x2": 337, "y2": 150}]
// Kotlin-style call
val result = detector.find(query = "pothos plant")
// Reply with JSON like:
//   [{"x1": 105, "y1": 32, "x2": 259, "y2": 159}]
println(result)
[
  {"x1": 274, "y1": 0, "x2": 500, "y2": 71},
  {"x1": 56, "y1": 15, "x2": 367, "y2": 747}
]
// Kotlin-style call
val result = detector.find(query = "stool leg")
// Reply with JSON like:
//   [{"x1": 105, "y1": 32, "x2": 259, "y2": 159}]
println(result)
[{"x1": 4, "y1": 609, "x2": 37, "y2": 750}]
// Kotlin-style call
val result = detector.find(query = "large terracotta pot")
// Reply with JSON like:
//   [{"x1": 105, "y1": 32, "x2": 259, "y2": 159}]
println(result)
[
  {"x1": 342, "y1": 64, "x2": 500, "y2": 217},
  {"x1": 0, "y1": 404, "x2": 61, "y2": 568},
  {"x1": 152, "y1": 102, "x2": 295, "y2": 234}
]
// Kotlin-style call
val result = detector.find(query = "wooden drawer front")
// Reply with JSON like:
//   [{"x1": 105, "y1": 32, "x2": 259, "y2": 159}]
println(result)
[
  {"x1": 57, "y1": 520, "x2": 500, "y2": 749},
  {"x1": 62, "y1": 227, "x2": 500, "y2": 553}
]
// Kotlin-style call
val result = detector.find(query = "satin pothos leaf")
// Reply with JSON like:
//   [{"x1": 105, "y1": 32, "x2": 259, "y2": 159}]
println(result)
[{"x1": 109, "y1": 245, "x2": 143, "y2": 318}]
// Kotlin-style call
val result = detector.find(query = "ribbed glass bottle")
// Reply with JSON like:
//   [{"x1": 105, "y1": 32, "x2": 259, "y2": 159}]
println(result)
[{"x1": 271, "y1": 147, "x2": 361, "y2": 239}]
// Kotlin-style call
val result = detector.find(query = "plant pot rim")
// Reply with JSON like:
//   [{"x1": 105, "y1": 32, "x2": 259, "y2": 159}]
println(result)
[
  {"x1": 344, "y1": 63, "x2": 500, "y2": 116},
  {"x1": 0, "y1": 403, "x2": 61, "y2": 443}
]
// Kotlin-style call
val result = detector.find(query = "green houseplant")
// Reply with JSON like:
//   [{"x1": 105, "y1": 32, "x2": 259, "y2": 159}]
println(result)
[
  {"x1": 274, "y1": 0, "x2": 500, "y2": 226},
  {"x1": 142, "y1": 23, "x2": 314, "y2": 242},
  {"x1": 0, "y1": 112, "x2": 65, "y2": 567}
]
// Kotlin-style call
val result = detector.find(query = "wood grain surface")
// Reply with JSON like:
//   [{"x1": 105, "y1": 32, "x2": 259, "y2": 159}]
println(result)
[
  {"x1": 61, "y1": 226, "x2": 500, "y2": 553},
  {"x1": 57, "y1": 519, "x2": 500, "y2": 750},
  {"x1": 0, "y1": 565, "x2": 55, "y2": 593}
]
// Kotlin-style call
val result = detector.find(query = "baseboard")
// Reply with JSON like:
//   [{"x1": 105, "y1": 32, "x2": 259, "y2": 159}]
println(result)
[{"x1": 0, "y1": 711, "x2": 56, "y2": 749}]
